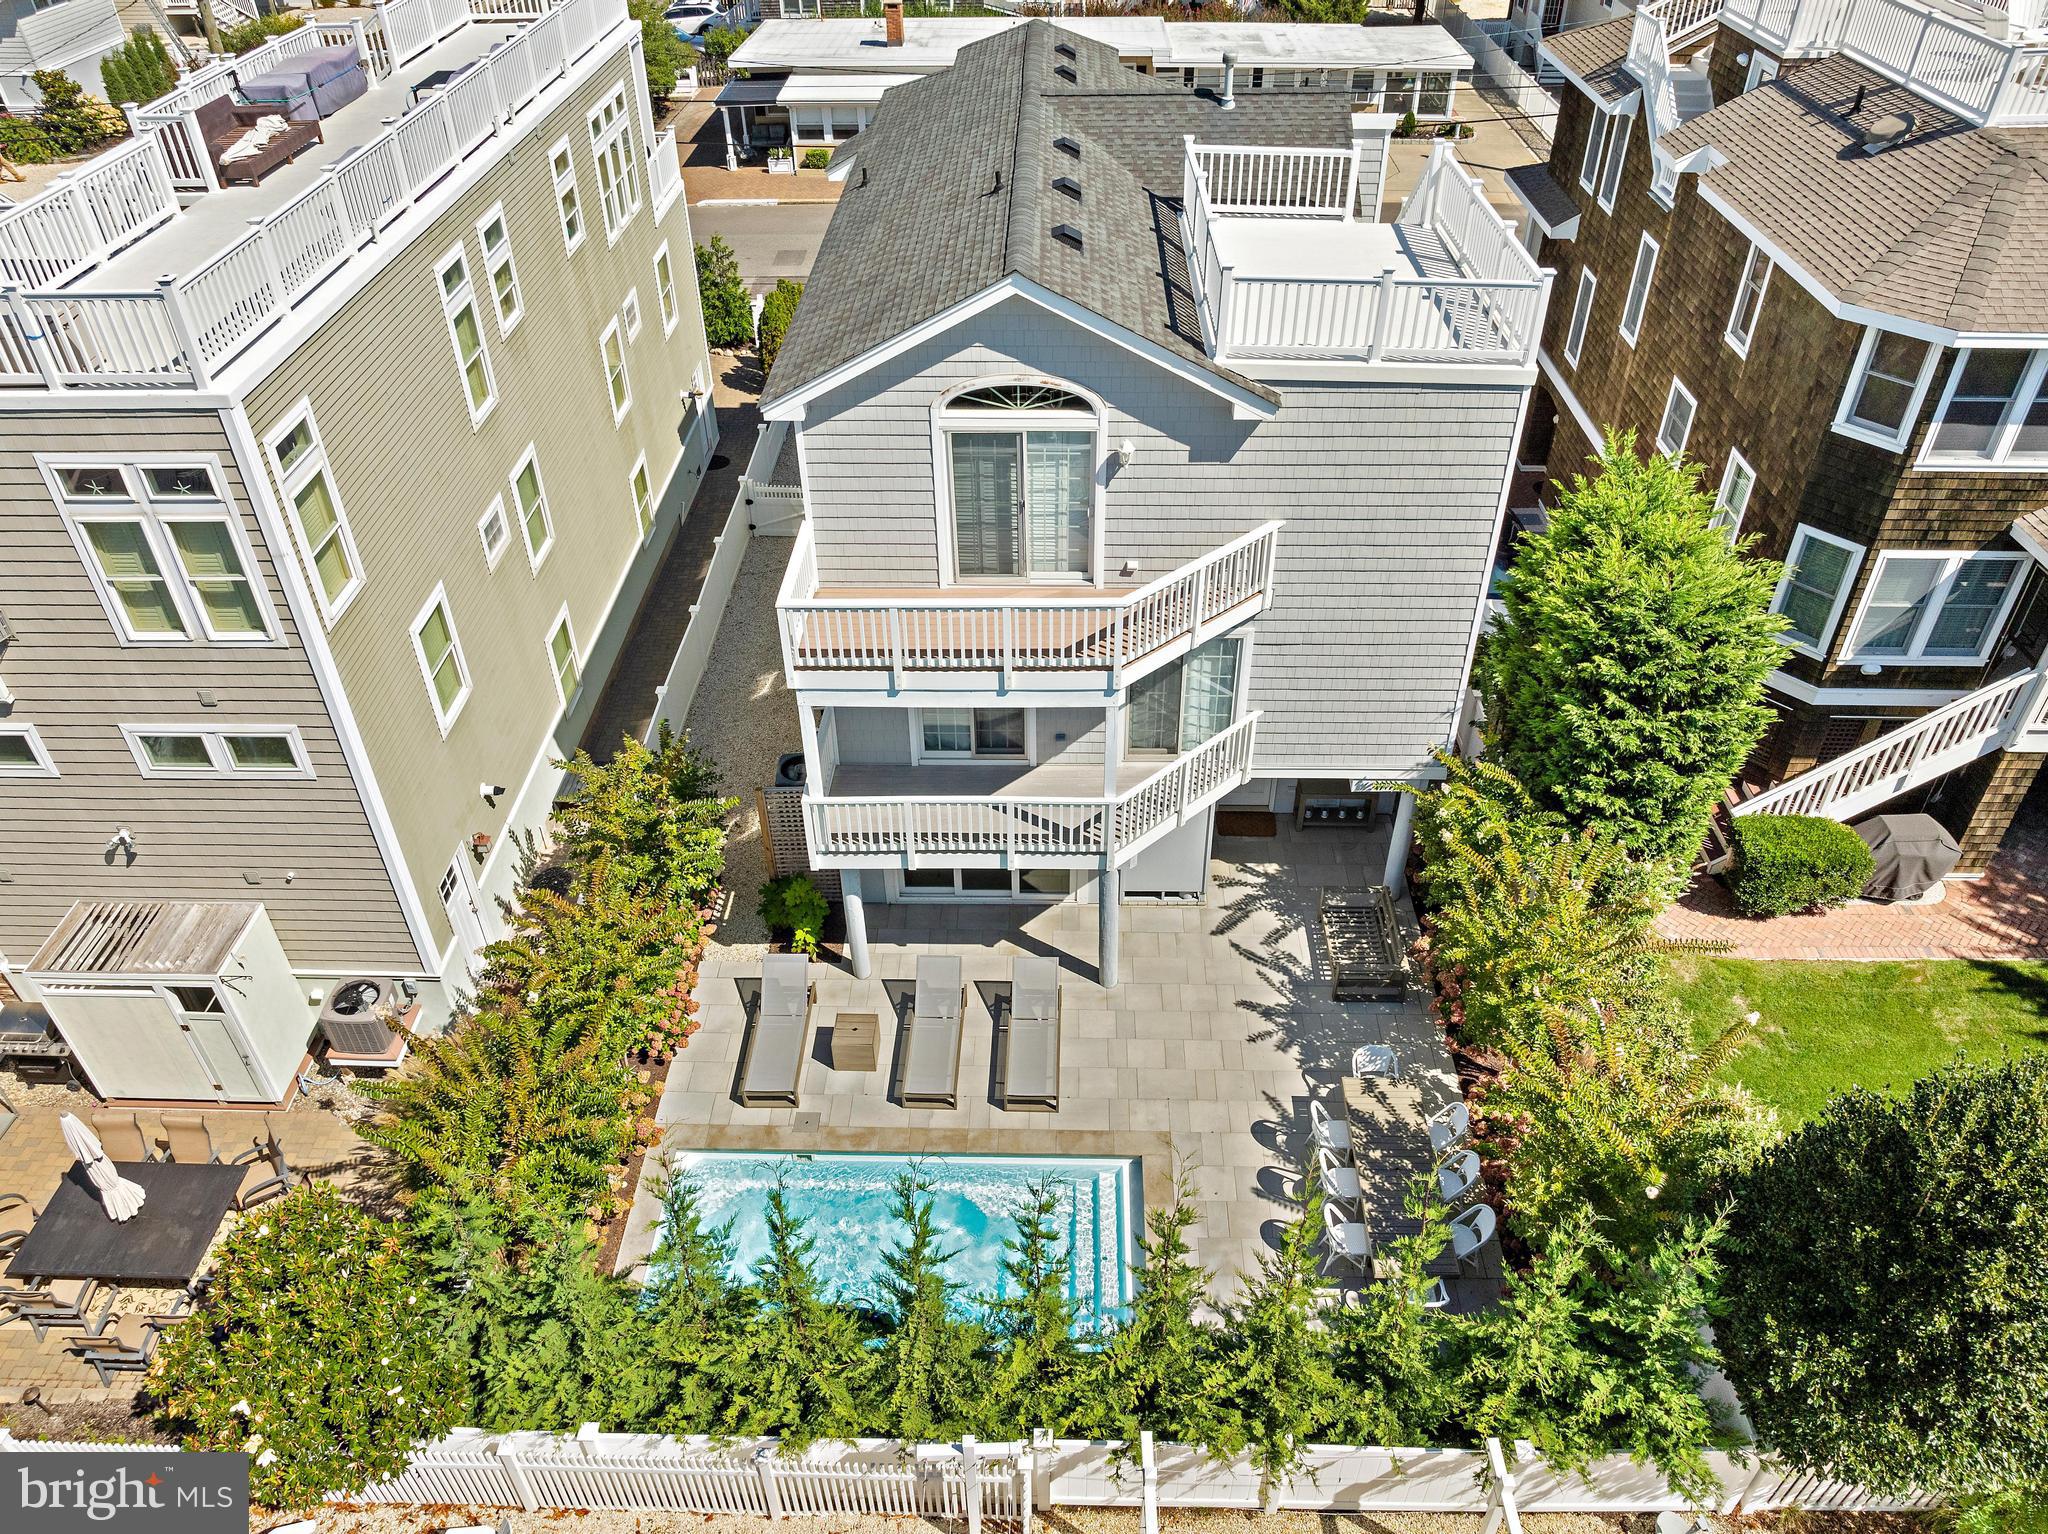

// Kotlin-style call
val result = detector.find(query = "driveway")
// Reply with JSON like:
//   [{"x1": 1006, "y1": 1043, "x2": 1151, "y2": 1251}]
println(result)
[{"x1": 686, "y1": 201, "x2": 838, "y2": 291}]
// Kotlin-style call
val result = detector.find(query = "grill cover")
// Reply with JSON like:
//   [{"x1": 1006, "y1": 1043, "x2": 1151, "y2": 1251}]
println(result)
[{"x1": 1855, "y1": 813, "x2": 1961, "y2": 900}]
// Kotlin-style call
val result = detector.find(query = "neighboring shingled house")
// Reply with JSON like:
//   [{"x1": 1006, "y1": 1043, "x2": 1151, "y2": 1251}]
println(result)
[{"x1": 760, "y1": 19, "x2": 1551, "y2": 984}]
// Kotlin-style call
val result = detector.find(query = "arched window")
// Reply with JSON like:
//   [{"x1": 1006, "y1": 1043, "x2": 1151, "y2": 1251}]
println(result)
[{"x1": 938, "y1": 380, "x2": 1098, "y2": 581}]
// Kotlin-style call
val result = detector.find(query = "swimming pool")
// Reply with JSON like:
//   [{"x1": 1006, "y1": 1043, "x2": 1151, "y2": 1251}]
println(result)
[{"x1": 663, "y1": 1150, "x2": 1139, "y2": 1327}]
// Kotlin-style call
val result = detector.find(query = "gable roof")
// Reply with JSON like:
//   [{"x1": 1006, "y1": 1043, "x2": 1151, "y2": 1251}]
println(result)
[
  {"x1": 1540, "y1": 17, "x2": 1640, "y2": 107},
  {"x1": 760, "y1": 20, "x2": 1353, "y2": 416}
]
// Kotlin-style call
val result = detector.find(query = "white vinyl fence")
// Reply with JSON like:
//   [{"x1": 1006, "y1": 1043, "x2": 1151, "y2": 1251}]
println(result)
[{"x1": 1433, "y1": 0, "x2": 1561, "y2": 141}]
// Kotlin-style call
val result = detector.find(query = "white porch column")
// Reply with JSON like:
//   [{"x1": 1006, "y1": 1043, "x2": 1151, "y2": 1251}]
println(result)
[
  {"x1": 1383, "y1": 788, "x2": 1417, "y2": 893},
  {"x1": 841, "y1": 868, "x2": 871, "y2": 980},
  {"x1": 1103, "y1": 697, "x2": 1123, "y2": 798},
  {"x1": 1098, "y1": 861, "x2": 1121, "y2": 989}
]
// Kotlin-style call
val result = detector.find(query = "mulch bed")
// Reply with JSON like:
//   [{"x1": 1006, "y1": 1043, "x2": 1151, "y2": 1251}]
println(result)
[{"x1": 593, "y1": 1045, "x2": 684, "y2": 1278}]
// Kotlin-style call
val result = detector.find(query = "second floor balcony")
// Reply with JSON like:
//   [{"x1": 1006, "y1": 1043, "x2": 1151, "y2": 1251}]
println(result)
[{"x1": 1178, "y1": 137, "x2": 1551, "y2": 368}]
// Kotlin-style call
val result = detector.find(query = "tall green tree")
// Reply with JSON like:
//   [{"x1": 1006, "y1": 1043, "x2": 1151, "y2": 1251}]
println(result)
[
  {"x1": 630, "y1": 0, "x2": 691, "y2": 105},
  {"x1": 1719, "y1": 1056, "x2": 2048, "y2": 1500},
  {"x1": 555, "y1": 726, "x2": 733, "y2": 906},
  {"x1": 872, "y1": 1171, "x2": 989, "y2": 1439},
  {"x1": 695, "y1": 235, "x2": 753, "y2": 349},
  {"x1": 726, "y1": 1186, "x2": 870, "y2": 1446},
  {"x1": 642, "y1": 1176, "x2": 752, "y2": 1434},
  {"x1": 985, "y1": 1179, "x2": 1085, "y2": 1436},
  {"x1": 1479, "y1": 430, "x2": 1786, "y2": 865},
  {"x1": 1325, "y1": 1183, "x2": 1467, "y2": 1446}
]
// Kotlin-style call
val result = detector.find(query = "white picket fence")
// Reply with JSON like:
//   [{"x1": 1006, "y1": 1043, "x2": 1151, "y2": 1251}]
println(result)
[{"x1": 1433, "y1": 0, "x2": 1560, "y2": 142}]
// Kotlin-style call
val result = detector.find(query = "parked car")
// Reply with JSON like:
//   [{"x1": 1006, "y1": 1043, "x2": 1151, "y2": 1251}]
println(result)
[{"x1": 665, "y1": 1, "x2": 727, "y2": 37}]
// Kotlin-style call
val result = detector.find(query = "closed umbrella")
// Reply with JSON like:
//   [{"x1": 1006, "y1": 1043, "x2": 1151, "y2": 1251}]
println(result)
[{"x1": 59, "y1": 1112, "x2": 145, "y2": 1223}]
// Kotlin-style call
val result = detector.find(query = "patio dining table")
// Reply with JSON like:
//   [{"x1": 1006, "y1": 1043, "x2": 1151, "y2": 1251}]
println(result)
[
  {"x1": 1341, "y1": 1072, "x2": 1462, "y2": 1279},
  {"x1": 7, "y1": 1161, "x2": 243, "y2": 1286}
]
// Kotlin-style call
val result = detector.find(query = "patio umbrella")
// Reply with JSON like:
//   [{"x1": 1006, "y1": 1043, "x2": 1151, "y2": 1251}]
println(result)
[{"x1": 59, "y1": 1112, "x2": 145, "y2": 1223}]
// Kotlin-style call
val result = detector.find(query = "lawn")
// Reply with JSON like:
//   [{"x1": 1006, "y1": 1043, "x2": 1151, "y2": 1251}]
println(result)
[{"x1": 1671, "y1": 956, "x2": 2048, "y2": 1124}]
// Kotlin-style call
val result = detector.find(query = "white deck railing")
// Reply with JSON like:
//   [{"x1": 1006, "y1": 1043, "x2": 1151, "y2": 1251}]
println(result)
[
  {"x1": 778, "y1": 519, "x2": 1282, "y2": 689},
  {"x1": 0, "y1": 0, "x2": 631, "y2": 390},
  {"x1": 649, "y1": 125, "x2": 683, "y2": 217},
  {"x1": 803, "y1": 714, "x2": 1261, "y2": 866},
  {"x1": 1722, "y1": 0, "x2": 2048, "y2": 123},
  {"x1": 1733, "y1": 664, "x2": 2048, "y2": 822},
  {"x1": 1182, "y1": 138, "x2": 1550, "y2": 366}
]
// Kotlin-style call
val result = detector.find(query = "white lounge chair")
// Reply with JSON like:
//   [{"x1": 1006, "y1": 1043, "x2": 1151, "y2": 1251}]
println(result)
[
  {"x1": 1309, "y1": 1098, "x2": 1352, "y2": 1158},
  {"x1": 999, "y1": 956, "x2": 1061, "y2": 1111},
  {"x1": 1427, "y1": 1100, "x2": 1470, "y2": 1157},
  {"x1": 897, "y1": 955, "x2": 965, "y2": 1108},
  {"x1": 737, "y1": 955, "x2": 813, "y2": 1107}
]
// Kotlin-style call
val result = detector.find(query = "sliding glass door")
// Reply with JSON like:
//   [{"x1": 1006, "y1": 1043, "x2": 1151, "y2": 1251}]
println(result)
[{"x1": 949, "y1": 430, "x2": 1093, "y2": 580}]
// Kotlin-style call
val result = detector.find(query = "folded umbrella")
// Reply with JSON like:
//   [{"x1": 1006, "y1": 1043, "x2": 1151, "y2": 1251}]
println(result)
[{"x1": 59, "y1": 1112, "x2": 145, "y2": 1223}]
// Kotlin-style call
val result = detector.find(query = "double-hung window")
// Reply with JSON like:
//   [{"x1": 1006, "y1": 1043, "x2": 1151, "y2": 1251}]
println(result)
[
  {"x1": 600, "y1": 318, "x2": 631, "y2": 423},
  {"x1": 630, "y1": 455, "x2": 654, "y2": 537},
  {"x1": 1725, "y1": 245, "x2": 1771, "y2": 356},
  {"x1": 1772, "y1": 524, "x2": 1865, "y2": 657},
  {"x1": 1923, "y1": 348, "x2": 2048, "y2": 467},
  {"x1": 1712, "y1": 451, "x2": 1757, "y2": 537},
  {"x1": 547, "y1": 609, "x2": 581, "y2": 706},
  {"x1": 942, "y1": 383, "x2": 1096, "y2": 581},
  {"x1": 1564, "y1": 268, "x2": 1596, "y2": 367},
  {"x1": 411, "y1": 586, "x2": 472, "y2": 734},
  {"x1": 1656, "y1": 377, "x2": 1697, "y2": 456},
  {"x1": 1837, "y1": 326, "x2": 1935, "y2": 449},
  {"x1": 1846, "y1": 551, "x2": 2026, "y2": 665},
  {"x1": 1596, "y1": 111, "x2": 1630, "y2": 211},
  {"x1": 1619, "y1": 233, "x2": 1657, "y2": 345},
  {"x1": 122, "y1": 724, "x2": 311, "y2": 778},
  {"x1": 917, "y1": 707, "x2": 1026, "y2": 760},
  {"x1": 266, "y1": 406, "x2": 364, "y2": 622},
  {"x1": 0, "y1": 724, "x2": 57, "y2": 777},
  {"x1": 475, "y1": 204, "x2": 522, "y2": 335},
  {"x1": 1128, "y1": 637, "x2": 1242, "y2": 756},
  {"x1": 1578, "y1": 108, "x2": 1608, "y2": 193},
  {"x1": 511, "y1": 446, "x2": 553, "y2": 570},
  {"x1": 49, "y1": 459, "x2": 273, "y2": 644},
  {"x1": 588, "y1": 85, "x2": 641, "y2": 242},
  {"x1": 550, "y1": 137, "x2": 584, "y2": 253},
  {"x1": 436, "y1": 245, "x2": 494, "y2": 424},
  {"x1": 654, "y1": 242, "x2": 679, "y2": 336}
]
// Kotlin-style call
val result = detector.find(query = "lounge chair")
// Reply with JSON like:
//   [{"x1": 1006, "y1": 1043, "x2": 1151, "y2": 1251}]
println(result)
[
  {"x1": 160, "y1": 1111, "x2": 219, "y2": 1164},
  {"x1": 736, "y1": 955, "x2": 812, "y2": 1107},
  {"x1": 896, "y1": 955, "x2": 964, "y2": 1109},
  {"x1": 998, "y1": 956, "x2": 1061, "y2": 1111},
  {"x1": 89, "y1": 1110, "x2": 153, "y2": 1162}
]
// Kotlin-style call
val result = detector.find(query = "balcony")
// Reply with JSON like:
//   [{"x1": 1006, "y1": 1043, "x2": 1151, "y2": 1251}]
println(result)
[
  {"x1": 0, "y1": 0, "x2": 660, "y2": 391},
  {"x1": 1721, "y1": 0, "x2": 2048, "y2": 124},
  {"x1": 776, "y1": 518, "x2": 1283, "y2": 695},
  {"x1": 803, "y1": 714, "x2": 1261, "y2": 868},
  {"x1": 1179, "y1": 139, "x2": 1550, "y2": 368}
]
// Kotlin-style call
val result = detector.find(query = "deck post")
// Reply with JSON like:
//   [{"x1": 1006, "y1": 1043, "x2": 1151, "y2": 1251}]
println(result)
[
  {"x1": 962, "y1": 1435, "x2": 982, "y2": 1534},
  {"x1": 842, "y1": 868, "x2": 871, "y2": 980},
  {"x1": 1383, "y1": 785, "x2": 1416, "y2": 892}
]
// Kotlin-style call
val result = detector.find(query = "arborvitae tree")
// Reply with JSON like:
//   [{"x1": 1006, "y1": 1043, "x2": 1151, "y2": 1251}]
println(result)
[
  {"x1": 99, "y1": 27, "x2": 176, "y2": 109},
  {"x1": 985, "y1": 1179, "x2": 1084, "y2": 1436},
  {"x1": 642, "y1": 1176, "x2": 752, "y2": 1434},
  {"x1": 695, "y1": 236, "x2": 753, "y2": 349},
  {"x1": 872, "y1": 1172, "x2": 989, "y2": 1439},
  {"x1": 554, "y1": 725, "x2": 733, "y2": 906},
  {"x1": 1479, "y1": 429, "x2": 1786, "y2": 865},
  {"x1": 727, "y1": 1185, "x2": 869, "y2": 1447},
  {"x1": 1324, "y1": 1182, "x2": 1467, "y2": 1446}
]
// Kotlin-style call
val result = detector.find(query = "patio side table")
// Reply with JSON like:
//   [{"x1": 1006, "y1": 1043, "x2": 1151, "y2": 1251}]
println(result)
[{"x1": 831, "y1": 1011, "x2": 879, "y2": 1072}]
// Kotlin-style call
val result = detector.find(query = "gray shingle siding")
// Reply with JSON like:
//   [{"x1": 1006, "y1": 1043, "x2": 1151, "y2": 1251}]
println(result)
[{"x1": 799, "y1": 297, "x2": 1516, "y2": 780}]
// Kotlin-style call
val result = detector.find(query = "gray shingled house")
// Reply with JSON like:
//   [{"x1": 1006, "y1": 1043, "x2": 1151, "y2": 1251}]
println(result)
[{"x1": 760, "y1": 20, "x2": 1552, "y2": 983}]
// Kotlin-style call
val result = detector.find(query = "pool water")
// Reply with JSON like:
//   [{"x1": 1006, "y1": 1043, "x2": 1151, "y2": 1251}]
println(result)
[{"x1": 663, "y1": 1150, "x2": 1139, "y2": 1328}]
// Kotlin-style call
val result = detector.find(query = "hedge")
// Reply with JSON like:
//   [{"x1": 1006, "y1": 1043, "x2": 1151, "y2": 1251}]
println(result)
[{"x1": 1728, "y1": 813, "x2": 1874, "y2": 916}]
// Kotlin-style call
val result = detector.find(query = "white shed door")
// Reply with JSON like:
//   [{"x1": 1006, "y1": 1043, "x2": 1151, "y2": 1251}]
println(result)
[
  {"x1": 171, "y1": 986, "x2": 266, "y2": 1102},
  {"x1": 43, "y1": 987, "x2": 212, "y2": 1102}
]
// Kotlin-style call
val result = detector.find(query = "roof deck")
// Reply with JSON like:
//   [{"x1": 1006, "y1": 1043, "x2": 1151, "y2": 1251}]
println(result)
[{"x1": 1180, "y1": 139, "x2": 1549, "y2": 367}]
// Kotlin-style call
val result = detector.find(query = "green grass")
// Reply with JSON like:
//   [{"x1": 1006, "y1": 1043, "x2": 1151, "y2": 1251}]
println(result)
[{"x1": 1672, "y1": 956, "x2": 2048, "y2": 1124}]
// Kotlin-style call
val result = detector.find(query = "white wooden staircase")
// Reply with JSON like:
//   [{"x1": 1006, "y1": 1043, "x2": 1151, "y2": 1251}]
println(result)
[{"x1": 1627, "y1": 0, "x2": 1723, "y2": 134}]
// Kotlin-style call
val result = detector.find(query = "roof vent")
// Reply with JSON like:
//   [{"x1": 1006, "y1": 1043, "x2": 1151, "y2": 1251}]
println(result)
[
  {"x1": 1054, "y1": 63, "x2": 1077, "y2": 83},
  {"x1": 1054, "y1": 135, "x2": 1081, "y2": 158},
  {"x1": 1055, "y1": 41, "x2": 1076, "y2": 60},
  {"x1": 1052, "y1": 222, "x2": 1084, "y2": 250},
  {"x1": 1857, "y1": 111, "x2": 1914, "y2": 154},
  {"x1": 1053, "y1": 174, "x2": 1082, "y2": 200}
]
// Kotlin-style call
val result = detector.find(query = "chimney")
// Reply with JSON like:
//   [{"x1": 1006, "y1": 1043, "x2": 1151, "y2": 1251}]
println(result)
[
  {"x1": 884, "y1": 0, "x2": 904, "y2": 46},
  {"x1": 1220, "y1": 50, "x2": 1237, "y2": 110}
]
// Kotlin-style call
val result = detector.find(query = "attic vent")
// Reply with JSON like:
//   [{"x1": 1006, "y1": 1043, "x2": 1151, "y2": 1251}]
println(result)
[
  {"x1": 1054, "y1": 64, "x2": 1077, "y2": 83},
  {"x1": 1055, "y1": 41, "x2": 1076, "y2": 59},
  {"x1": 1053, "y1": 135, "x2": 1081, "y2": 158},
  {"x1": 1052, "y1": 222, "x2": 1084, "y2": 250},
  {"x1": 1857, "y1": 110, "x2": 1914, "y2": 154},
  {"x1": 1053, "y1": 174, "x2": 1082, "y2": 200}
]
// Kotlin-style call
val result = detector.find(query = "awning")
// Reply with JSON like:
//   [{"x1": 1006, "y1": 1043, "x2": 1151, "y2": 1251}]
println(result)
[
  {"x1": 775, "y1": 73, "x2": 922, "y2": 107},
  {"x1": 1503, "y1": 162, "x2": 1580, "y2": 240},
  {"x1": 2013, "y1": 509, "x2": 2048, "y2": 568},
  {"x1": 713, "y1": 78, "x2": 785, "y2": 106}
]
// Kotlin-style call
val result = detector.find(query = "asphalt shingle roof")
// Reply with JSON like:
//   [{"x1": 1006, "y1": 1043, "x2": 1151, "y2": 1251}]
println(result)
[
  {"x1": 1504, "y1": 161, "x2": 1579, "y2": 229},
  {"x1": 1541, "y1": 17, "x2": 1640, "y2": 107},
  {"x1": 761, "y1": 21, "x2": 1353, "y2": 412}
]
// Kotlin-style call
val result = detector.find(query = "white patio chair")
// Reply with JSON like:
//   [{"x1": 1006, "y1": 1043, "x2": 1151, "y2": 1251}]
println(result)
[
  {"x1": 1322, "y1": 1201, "x2": 1371, "y2": 1271},
  {"x1": 1422, "y1": 1278, "x2": 1451, "y2": 1310},
  {"x1": 1309, "y1": 1098, "x2": 1352, "y2": 1158},
  {"x1": 1351, "y1": 1043, "x2": 1399, "y2": 1078},
  {"x1": 1449, "y1": 1203, "x2": 1496, "y2": 1264},
  {"x1": 1436, "y1": 1148, "x2": 1482, "y2": 1203},
  {"x1": 1426, "y1": 1100, "x2": 1470, "y2": 1157},
  {"x1": 1314, "y1": 1145, "x2": 1361, "y2": 1204}
]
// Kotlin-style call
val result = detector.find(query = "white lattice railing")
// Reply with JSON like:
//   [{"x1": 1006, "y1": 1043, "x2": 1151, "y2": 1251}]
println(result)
[
  {"x1": 803, "y1": 714, "x2": 1261, "y2": 866},
  {"x1": 1733, "y1": 665, "x2": 2048, "y2": 822},
  {"x1": 779, "y1": 519, "x2": 1282, "y2": 689}
]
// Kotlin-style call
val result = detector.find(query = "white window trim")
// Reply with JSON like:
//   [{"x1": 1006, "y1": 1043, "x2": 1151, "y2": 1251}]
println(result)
[
  {"x1": 119, "y1": 723, "x2": 314, "y2": 779},
  {"x1": 1725, "y1": 245, "x2": 1772, "y2": 358},
  {"x1": 1916, "y1": 347, "x2": 2048, "y2": 472},
  {"x1": 510, "y1": 444, "x2": 554, "y2": 573},
  {"x1": 547, "y1": 604, "x2": 582, "y2": 708},
  {"x1": 1833, "y1": 325, "x2": 1940, "y2": 451},
  {"x1": 1771, "y1": 523, "x2": 1867, "y2": 660},
  {"x1": 474, "y1": 202, "x2": 523, "y2": 337},
  {"x1": 600, "y1": 316, "x2": 631, "y2": 425},
  {"x1": 630, "y1": 452, "x2": 654, "y2": 539},
  {"x1": 409, "y1": 584, "x2": 473, "y2": 736},
  {"x1": 1656, "y1": 376, "x2": 1697, "y2": 456},
  {"x1": 1596, "y1": 108, "x2": 1630, "y2": 212},
  {"x1": 1841, "y1": 549, "x2": 2030, "y2": 667},
  {"x1": 0, "y1": 722, "x2": 58, "y2": 777},
  {"x1": 1564, "y1": 268, "x2": 1596, "y2": 368},
  {"x1": 588, "y1": 83, "x2": 641, "y2": 246},
  {"x1": 1745, "y1": 53, "x2": 1779, "y2": 90},
  {"x1": 263, "y1": 400, "x2": 366, "y2": 626},
  {"x1": 622, "y1": 286, "x2": 643, "y2": 341},
  {"x1": 435, "y1": 242, "x2": 496, "y2": 428},
  {"x1": 908, "y1": 706, "x2": 1038, "y2": 765},
  {"x1": 930, "y1": 377, "x2": 1108, "y2": 587},
  {"x1": 1578, "y1": 106, "x2": 1608, "y2": 194},
  {"x1": 478, "y1": 494, "x2": 511, "y2": 570},
  {"x1": 1619, "y1": 232, "x2": 1658, "y2": 346},
  {"x1": 1713, "y1": 449, "x2": 1757, "y2": 538},
  {"x1": 654, "y1": 241, "x2": 679, "y2": 337},
  {"x1": 550, "y1": 135, "x2": 584, "y2": 255},
  {"x1": 42, "y1": 455, "x2": 279, "y2": 647}
]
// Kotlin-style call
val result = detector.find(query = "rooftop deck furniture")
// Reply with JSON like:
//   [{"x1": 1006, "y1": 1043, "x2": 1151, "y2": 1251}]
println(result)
[
  {"x1": 1426, "y1": 1100, "x2": 1470, "y2": 1158},
  {"x1": 7, "y1": 1161, "x2": 242, "y2": 1287},
  {"x1": 998, "y1": 955, "x2": 1061, "y2": 1111},
  {"x1": 896, "y1": 955, "x2": 964, "y2": 1109},
  {"x1": 193, "y1": 94, "x2": 322, "y2": 186},
  {"x1": 1320, "y1": 885, "x2": 1408, "y2": 1002},
  {"x1": 1449, "y1": 1203, "x2": 1497, "y2": 1265},
  {"x1": 1436, "y1": 1148, "x2": 1481, "y2": 1204},
  {"x1": 237, "y1": 43, "x2": 367, "y2": 121},
  {"x1": 737, "y1": 955, "x2": 813, "y2": 1107},
  {"x1": 88, "y1": 1110, "x2": 153, "y2": 1163}
]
